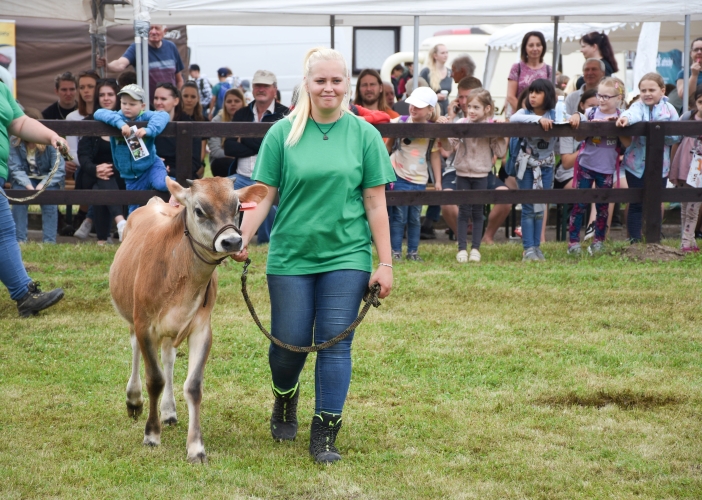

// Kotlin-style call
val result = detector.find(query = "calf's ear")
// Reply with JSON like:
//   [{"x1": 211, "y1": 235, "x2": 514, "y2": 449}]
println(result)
[
  {"x1": 237, "y1": 183, "x2": 269, "y2": 205},
  {"x1": 166, "y1": 176, "x2": 190, "y2": 205}
]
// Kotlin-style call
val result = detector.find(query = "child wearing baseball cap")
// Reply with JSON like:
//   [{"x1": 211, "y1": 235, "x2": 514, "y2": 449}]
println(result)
[
  {"x1": 387, "y1": 86, "x2": 446, "y2": 262},
  {"x1": 94, "y1": 83, "x2": 170, "y2": 214}
]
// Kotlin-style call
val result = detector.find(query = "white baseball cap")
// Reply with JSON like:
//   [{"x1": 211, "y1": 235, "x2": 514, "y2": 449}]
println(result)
[{"x1": 405, "y1": 87, "x2": 438, "y2": 109}]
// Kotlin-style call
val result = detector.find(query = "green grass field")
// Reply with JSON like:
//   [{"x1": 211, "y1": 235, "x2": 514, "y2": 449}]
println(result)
[{"x1": 1, "y1": 241, "x2": 701, "y2": 499}]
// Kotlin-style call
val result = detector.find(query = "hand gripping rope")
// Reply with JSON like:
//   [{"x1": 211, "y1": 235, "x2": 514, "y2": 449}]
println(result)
[
  {"x1": 240, "y1": 258, "x2": 382, "y2": 353},
  {"x1": 1, "y1": 142, "x2": 73, "y2": 203}
]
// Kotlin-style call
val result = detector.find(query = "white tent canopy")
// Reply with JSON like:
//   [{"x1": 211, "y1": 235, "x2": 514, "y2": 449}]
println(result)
[
  {"x1": 3, "y1": 0, "x2": 702, "y2": 26},
  {"x1": 138, "y1": 1, "x2": 702, "y2": 25}
]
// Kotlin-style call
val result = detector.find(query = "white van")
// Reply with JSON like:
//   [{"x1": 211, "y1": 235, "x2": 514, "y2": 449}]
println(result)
[{"x1": 381, "y1": 29, "x2": 601, "y2": 112}]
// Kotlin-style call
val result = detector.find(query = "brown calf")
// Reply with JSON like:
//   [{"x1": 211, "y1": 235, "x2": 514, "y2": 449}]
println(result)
[{"x1": 110, "y1": 176, "x2": 267, "y2": 463}]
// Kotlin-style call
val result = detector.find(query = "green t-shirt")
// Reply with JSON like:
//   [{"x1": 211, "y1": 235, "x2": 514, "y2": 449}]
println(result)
[
  {"x1": 252, "y1": 113, "x2": 396, "y2": 275},
  {"x1": 0, "y1": 82, "x2": 24, "y2": 182}
]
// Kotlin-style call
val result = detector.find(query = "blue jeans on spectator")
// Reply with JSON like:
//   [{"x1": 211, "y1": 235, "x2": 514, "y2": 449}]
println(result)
[
  {"x1": 267, "y1": 270, "x2": 370, "y2": 415},
  {"x1": 124, "y1": 157, "x2": 170, "y2": 214},
  {"x1": 0, "y1": 178, "x2": 32, "y2": 300},
  {"x1": 11, "y1": 178, "x2": 59, "y2": 243},
  {"x1": 516, "y1": 166, "x2": 554, "y2": 249},
  {"x1": 389, "y1": 178, "x2": 426, "y2": 254},
  {"x1": 625, "y1": 170, "x2": 667, "y2": 242},
  {"x1": 234, "y1": 174, "x2": 276, "y2": 244}
]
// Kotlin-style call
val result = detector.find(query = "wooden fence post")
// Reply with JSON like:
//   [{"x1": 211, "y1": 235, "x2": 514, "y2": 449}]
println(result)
[
  {"x1": 175, "y1": 121, "x2": 193, "y2": 187},
  {"x1": 642, "y1": 124, "x2": 665, "y2": 243}
]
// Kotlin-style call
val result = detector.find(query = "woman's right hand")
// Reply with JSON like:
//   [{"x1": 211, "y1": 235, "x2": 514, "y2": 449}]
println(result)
[
  {"x1": 96, "y1": 163, "x2": 113, "y2": 180},
  {"x1": 231, "y1": 245, "x2": 249, "y2": 262}
]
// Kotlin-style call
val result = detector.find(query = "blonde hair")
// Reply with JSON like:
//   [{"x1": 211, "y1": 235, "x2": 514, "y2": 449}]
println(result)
[
  {"x1": 425, "y1": 44, "x2": 446, "y2": 91},
  {"x1": 286, "y1": 47, "x2": 355, "y2": 148},
  {"x1": 599, "y1": 77, "x2": 626, "y2": 105},
  {"x1": 466, "y1": 88, "x2": 495, "y2": 117},
  {"x1": 11, "y1": 107, "x2": 46, "y2": 153}
]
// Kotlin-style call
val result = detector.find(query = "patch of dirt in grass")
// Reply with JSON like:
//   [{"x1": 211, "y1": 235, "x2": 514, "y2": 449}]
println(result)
[
  {"x1": 622, "y1": 243, "x2": 685, "y2": 262},
  {"x1": 23, "y1": 263, "x2": 40, "y2": 273},
  {"x1": 535, "y1": 390, "x2": 686, "y2": 410}
]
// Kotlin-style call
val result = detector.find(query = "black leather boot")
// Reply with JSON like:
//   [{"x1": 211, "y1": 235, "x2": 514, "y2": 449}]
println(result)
[
  {"x1": 15, "y1": 282, "x2": 64, "y2": 318},
  {"x1": 270, "y1": 383, "x2": 299, "y2": 441},
  {"x1": 309, "y1": 412, "x2": 342, "y2": 464}
]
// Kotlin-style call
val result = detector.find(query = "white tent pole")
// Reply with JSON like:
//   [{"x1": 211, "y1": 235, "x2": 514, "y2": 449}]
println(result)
[
  {"x1": 142, "y1": 24, "x2": 149, "y2": 100},
  {"x1": 551, "y1": 16, "x2": 559, "y2": 85},
  {"x1": 413, "y1": 16, "x2": 419, "y2": 92},
  {"x1": 134, "y1": 35, "x2": 143, "y2": 89},
  {"x1": 683, "y1": 14, "x2": 691, "y2": 114},
  {"x1": 133, "y1": 0, "x2": 142, "y2": 89},
  {"x1": 330, "y1": 15, "x2": 335, "y2": 49}
]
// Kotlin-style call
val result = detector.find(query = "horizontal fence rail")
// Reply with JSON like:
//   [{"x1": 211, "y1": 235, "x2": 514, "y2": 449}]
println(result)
[{"x1": 6, "y1": 120, "x2": 702, "y2": 243}]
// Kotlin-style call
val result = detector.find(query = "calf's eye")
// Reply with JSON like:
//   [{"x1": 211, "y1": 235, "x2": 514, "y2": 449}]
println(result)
[{"x1": 194, "y1": 208, "x2": 205, "y2": 218}]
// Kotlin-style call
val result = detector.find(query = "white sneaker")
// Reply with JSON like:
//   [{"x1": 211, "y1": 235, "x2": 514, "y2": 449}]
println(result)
[
  {"x1": 74, "y1": 218, "x2": 93, "y2": 239},
  {"x1": 469, "y1": 249, "x2": 481, "y2": 262},
  {"x1": 456, "y1": 250, "x2": 468, "y2": 263},
  {"x1": 117, "y1": 219, "x2": 127, "y2": 242}
]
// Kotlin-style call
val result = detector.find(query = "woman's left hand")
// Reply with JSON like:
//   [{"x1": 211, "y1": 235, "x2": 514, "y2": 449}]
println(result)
[
  {"x1": 369, "y1": 266, "x2": 393, "y2": 299},
  {"x1": 437, "y1": 94, "x2": 447, "y2": 102}
]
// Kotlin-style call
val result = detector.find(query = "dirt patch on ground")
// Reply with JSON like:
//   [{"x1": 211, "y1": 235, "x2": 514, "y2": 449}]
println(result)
[
  {"x1": 23, "y1": 263, "x2": 40, "y2": 273},
  {"x1": 622, "y1": 243, "x2": 685, "y2": 262},
  {"x1": 536, "y1": 390, "x2": 686, "y2": 410}
]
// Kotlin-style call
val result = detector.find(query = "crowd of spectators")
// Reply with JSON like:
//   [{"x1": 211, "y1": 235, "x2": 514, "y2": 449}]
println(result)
[{"x1": 4, "y1": 27, "x2": 702, "y2": 259}]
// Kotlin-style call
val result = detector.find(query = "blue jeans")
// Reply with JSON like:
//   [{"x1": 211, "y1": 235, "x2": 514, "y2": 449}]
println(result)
[
  {"x1": 234, "y1": 174, "x2": 276, "y2": 244},
  {"x1": 124, "y1": 157, "x2": 170, "y2": 214},
  {"x1": 516, "y1": 166, "x2": 554, "y2": 249},
  {"x1": 267, "y1": 270, "x2": 370, "y2": 415},
  {"x1": 0, "y1": 178, "x2": 32, "y2": 300},
  {"x1": 11, "y1": 179, "x2": 59, "y2": 243},
  {"x1": 388, "y1": 178, "x2": 425, "y2": 254}
]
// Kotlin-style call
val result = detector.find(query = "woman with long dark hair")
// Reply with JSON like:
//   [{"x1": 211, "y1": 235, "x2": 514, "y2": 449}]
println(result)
[
  {"x1": 153, "y1": 82, "x2": 202, "y2": 179},
  {"x1": 575, "y1": 32, "x2": 619, "y2": 88},
  {"x1": 77, "y1": 78, "x2": 127, "y2": 243},
  {"x1": 506, "y1": 31, "x2": 552, "y2": 115},
  {"x1": 180, "y1": 81, "x2": 208, "y2": 177}
]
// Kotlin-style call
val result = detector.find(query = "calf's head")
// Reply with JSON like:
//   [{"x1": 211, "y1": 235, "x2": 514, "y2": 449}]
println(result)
[{"x1": 166, "y1": 176, "x2": 268, "y2": 254}]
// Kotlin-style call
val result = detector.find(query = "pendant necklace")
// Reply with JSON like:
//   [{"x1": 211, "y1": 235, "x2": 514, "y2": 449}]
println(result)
[{"x1": 311, "y1": 114, "x2": 340, "y2": 140}]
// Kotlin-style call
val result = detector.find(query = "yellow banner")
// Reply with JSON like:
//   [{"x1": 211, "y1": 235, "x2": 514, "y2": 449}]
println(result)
[{"x1": 0, "y1": 20, "x2": 17, "y2": 97}]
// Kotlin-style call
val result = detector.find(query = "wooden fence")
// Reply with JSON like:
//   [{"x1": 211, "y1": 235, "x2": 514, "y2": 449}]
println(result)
[{"x1": 6, "y1": 120, "x2": 702, "y2": 243}]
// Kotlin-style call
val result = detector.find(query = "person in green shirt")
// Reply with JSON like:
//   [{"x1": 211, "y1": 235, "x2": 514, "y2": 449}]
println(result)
[
  {"x1": 0, "y1": 81, "x2": 67, "y2": 316},
  {"x1": 233, "y1": 47, "x2": 396, "y2": 464}
]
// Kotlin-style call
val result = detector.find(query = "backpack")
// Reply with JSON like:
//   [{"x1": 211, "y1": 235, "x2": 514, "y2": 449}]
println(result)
[{"x1": 216, "y1": 81, "x2": 231, "y2": 108}]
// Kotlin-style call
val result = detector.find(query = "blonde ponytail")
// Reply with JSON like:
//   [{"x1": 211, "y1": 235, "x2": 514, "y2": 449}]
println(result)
[{"x1": 285, "y1": 47, "x2": 356, "y2": 148}]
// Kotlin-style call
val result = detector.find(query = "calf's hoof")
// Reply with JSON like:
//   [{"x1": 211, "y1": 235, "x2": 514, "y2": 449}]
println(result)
[
  {"x1": 126, "y1": 402, "x2": 143, "y2": 420},
  {"x1": 188, "y1": 452, "x2": 208, "y2": 464},
  {"x1": 162, "y1": 416, "x2": 178, "y2": 426},
  {"x1": 143, "y1": 434, "x2": 161, "y2": 447}
]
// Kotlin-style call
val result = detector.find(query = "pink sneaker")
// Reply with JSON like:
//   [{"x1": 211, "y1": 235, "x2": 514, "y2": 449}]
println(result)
[{"x1": 681, "y1": 246, "x2": 700, "y2": 253}]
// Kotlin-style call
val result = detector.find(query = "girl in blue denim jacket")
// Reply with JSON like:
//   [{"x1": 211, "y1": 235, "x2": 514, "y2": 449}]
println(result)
[
  {"x1": 94, "y1": 84, "x2": 170, "y2": 213},
  {"x1": 8, "y1": 109, "x2": 65, "y2": 243},
  {"x1": 616, "y1": 73, "x2": 680, "y2": 242}
]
